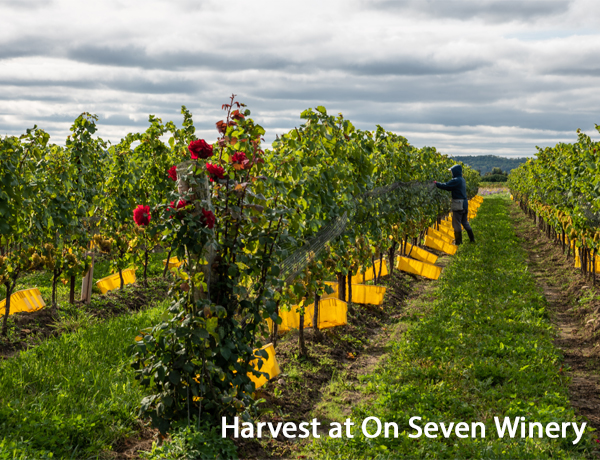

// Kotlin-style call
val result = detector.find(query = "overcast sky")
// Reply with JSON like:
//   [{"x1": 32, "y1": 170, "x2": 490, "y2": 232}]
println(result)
[{"x1": 1, "y1": 0, "x2": 599, "y2": 157}]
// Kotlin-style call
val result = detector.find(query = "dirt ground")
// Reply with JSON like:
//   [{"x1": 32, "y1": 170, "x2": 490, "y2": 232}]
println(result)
[
  {"x1": 509, "y1": 201, "x2": 600, "y2": 435},
  {"x1": 237, "y1": 200, "x2": 600, "y2": 458},
  {"x1": 0, "y1": 277, "x2": 168, "y2": 358},
  {"x1": 234, "y1": 266, "x2": 438, "y2": 459}
]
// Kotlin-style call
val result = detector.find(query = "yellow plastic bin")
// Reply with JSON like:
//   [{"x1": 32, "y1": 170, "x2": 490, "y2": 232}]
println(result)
[
  {"x1": 427, "y1": 227, "x2": 454, "y2": 244},
  {"x1": 269, "y1": 297, "x2": 348, "y2": 334},
  {"x1": 323, "y1": 281, "x2": 339, "y2": 299},
  {"x1": 396, "y1": 256, "x2": 442, "y2": 280},
  {"x1": 351, "y1": 258, "x2": 389, "y2": 284},
  {"x1": 574, "y1": 251, "x2": 600, "y2": 271},
  {"x1": 437, "y1": 224, "x2": 454, "y2": 238},
  {"x1": 349, "y1": 284, "x2": 386, "y2": 305},
  {"x1": 424, "y1": 235, "x2": 457, "y2": 255},
  {"x1": 96, "y1": 268, "x2": 136, "y2": 294},
  {"x1": 440, "y1": 220, "x2": 453, "y2": 230},
  {"x1": 0, "y1": 288, "x2": 46, "y2": 317},
  {"x1": 162, "y1": 256, "x2": 183, "y2": 270},
  {"x1": 248, "y1": 343, "x2": 281, "y2": 389},
  {"x1": 404, "y1": 243, "x2": 438, "y2": 265}
]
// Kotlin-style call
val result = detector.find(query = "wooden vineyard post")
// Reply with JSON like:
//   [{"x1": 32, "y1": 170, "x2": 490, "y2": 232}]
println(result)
[
  {"x1": 81, "y1": 252, "x2": 95, "y2": 304},
  {"x1": 69, "y1": 275, "x2": 76, "y2": 304},
  {"x1": 298, "y1": 311, "x2": 307, "y2": 356},
  {"x1": 313, "y1": 292, "x2": 322, "y2": 340},
  {"x1": 1, "y1": 278, "x2": 18, "y2": 336},
  {"x1": 337, "y1": 272, "x2": 346, "y2": 302},
  {"x1": 347, "y1": 273, "x2": 353, "y2": 304},
  {"x1": 593, "y1": 250, "x2": 596, "y2": 287},
  {"x1": 176, "y1": 160, "x2": 217, "y2": 302},
  {"x1": 388, "y1": 241, "x2": 396, "y2": 276},
  {"x1": 372, "y1": 256, "x2": 377, "y2": 284},
  {"x1": 271, "y1": 301, "x2": 279, "y2": 347}
]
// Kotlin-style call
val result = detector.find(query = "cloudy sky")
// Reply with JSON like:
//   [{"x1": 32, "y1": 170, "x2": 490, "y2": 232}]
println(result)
[{"x1": 1, "y1": 0, "x2": 599, "y2": 157}]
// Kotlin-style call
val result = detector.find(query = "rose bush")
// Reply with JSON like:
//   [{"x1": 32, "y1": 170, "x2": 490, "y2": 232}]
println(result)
[
  {"x1": 188, "y1": 139, "x2": 213, "y2": 159},
  {"x1": 133, "y1": 204, "x2": 151, "y2": 226},
  {"x1": 168, "y1": 165, "x2": 177, "y2": 181},
  {"x1": 206, "y1": 162, "x2": 225, "y2": 181}
]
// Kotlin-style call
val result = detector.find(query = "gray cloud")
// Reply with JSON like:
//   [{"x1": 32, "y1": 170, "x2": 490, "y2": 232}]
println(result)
[
  {"x1": 342, "y1": 58, "x2": 489, "y2": 76},
  {"x1": 0, "y1": 37, "x2": 54, "y2": 60},
  {"x1": 0, "y1": 75, "x2": 201, "y2": 94},
  {"x1": 364, "y1": 0, "x2": 572, "y2": 23},
  {"x1": 66, "y1": 45, "x2": 298, "y2": 72},
  {"x1": 0, "y1": 0, "x2": 598, "y2": 158},
  {"x1": 0, "y1": 0, "x2": 53, "y2": 8}
]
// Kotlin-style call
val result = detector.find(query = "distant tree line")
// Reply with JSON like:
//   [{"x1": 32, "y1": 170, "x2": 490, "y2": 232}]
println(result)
[
  {"x1": 451, "y1": 155, "x2": 529, "y2": 176},
  {"x1": 481, "y1": 167, "x2": 508, "y2": 182}
]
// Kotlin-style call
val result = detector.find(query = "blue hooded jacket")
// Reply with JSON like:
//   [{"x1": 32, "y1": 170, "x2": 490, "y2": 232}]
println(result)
[{"x1": 435, "y1": 164, "x2": 468, "y2": 211}]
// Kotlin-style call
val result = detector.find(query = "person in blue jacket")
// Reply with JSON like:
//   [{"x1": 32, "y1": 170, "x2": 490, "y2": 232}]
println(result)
[{"x1": 434, "y1": 164, "x2": 475, "y2": 245}]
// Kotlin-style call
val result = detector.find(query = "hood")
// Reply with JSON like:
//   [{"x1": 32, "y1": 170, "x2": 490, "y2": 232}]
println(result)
[{"x1": 449, "y1": 164, "x2": 463, "y2": 178}]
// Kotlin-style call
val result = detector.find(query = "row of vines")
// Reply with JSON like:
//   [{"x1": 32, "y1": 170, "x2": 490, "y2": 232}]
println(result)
[
  {"x1": 0, "y1": 96, "x2": 479, "y2": 434},
  {"x1": 508, "y1": 126, "x2": 600, "y2": 283}
]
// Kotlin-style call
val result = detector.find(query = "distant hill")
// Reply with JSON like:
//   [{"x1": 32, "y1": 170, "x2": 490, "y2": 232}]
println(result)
[{"x1": 450, "y1": 155, "x2": 529, "y2": 175}]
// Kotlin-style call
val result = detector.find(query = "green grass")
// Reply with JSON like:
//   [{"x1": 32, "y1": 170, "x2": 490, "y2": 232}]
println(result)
[
  {"x1": 0, "y1": 251, "x2": 168, "y2": 305},
  {"x1": 0, "y1": 300, "x2": 168, "y2": 459},
  {"x1": 309, "y1": 194, "x2": 594, "y2": 459}
]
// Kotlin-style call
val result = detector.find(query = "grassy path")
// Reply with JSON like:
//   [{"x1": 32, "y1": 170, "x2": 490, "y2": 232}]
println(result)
[
  {"x1": 309, "y1": 194, "x2": 593, "y2": 459},
  {"x1": 0, "y1": 301, "x2": 167, "y2": 459}
]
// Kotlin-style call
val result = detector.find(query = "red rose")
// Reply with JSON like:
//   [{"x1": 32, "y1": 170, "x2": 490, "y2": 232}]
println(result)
[
  {"x1": 188, "y1": 139, "x2": 213, "y2": 160},
  {"x1": 230, "y1": 151, "x2": 250, "y2": 170},
  {"x1": 168, "y1": 165, "x2": 177, "y2": 181},
  {"x1": 169, "y1": 199, "x2": 189, "y2": 218},
  {"x1": 133, "y1": 205, "x2": 151, "y2": 226},
  {"x1": 231, "y1": 109, "x2": 245, "y2": 121},
  {"x1": 231, "y1": 151, "x2": 247, "y2": 164},
  {"x1": 201, "y1": 208, "x2": 215, "y2": 229},
  {"x1": 206, "y1": 162, "x2": 226, "y2": 181}
]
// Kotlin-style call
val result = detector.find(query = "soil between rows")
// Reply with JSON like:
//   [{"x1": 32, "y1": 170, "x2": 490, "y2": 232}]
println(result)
[
  {"x1": 509, "y1": 200, "x2": 600, "y2": 437},
  {"x1": 0, "y1": 277, "x2": 169, "y2": 358},
  {"x1": 234, "y1": 269, "x2": 437, "y2": 459}
]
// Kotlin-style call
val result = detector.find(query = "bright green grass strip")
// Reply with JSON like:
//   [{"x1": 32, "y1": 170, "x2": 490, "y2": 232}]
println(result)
[
  {"x1": 0, "y1": 300, "x2": 168, "y2": 459},
  {"x1": 0, "y1": 251, "x2": 167, "y2": 307},
  {"x1": 310, "y1": 195, "x2": 593, "y2": 459}
]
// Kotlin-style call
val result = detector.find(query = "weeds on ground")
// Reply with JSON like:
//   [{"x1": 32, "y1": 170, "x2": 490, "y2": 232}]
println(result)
[
  {"x1": 309, "y1": 195, "x2": 594, "y2": 459},
  {"x1": 0, "y1": 301, "x2": 168, "y2": 459}
]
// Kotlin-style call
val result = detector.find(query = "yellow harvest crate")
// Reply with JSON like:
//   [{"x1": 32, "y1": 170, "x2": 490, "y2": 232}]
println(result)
[
  {"x1": 424, "y1": 235, "x2": 457, "y2": 255},
  {"x1": 323, "y1": 281, "x2": 339, "y2": 299},
  {"x1": 403, "y1": 243, "x2": 438, "y2": 265},
  {"x1": 396, "y1": 256, "x2": 442, "y2": 280},
  {"x1": 574, "y1": 251, "x2": 600, "y2": 271},
  {"x1": 96, "y1": 268, "x2": 136, "y2": 294},
  {"x1": 162, "y1": 257, "x2": 183, "y2": 269},
  {"x1": 135, "y1": 335, "x2": 281, "y2": 390},
  {"x1": 322, "y1": 280, "x2": 388, "y2": 305},
  {"x1": 249, "y1": 343, "x2": 281, "y2": 389},
  {"x1": 349, "y1": 284, "x2": 386, "y2": 305},
  {"x1": 351, "y1": 259, "x2": 389, "y2": 284},
  {"x1": 437, "y1": 224, "x2": 454, "y2": 238},
  {"x1": 0, "y1": 288, "x2": 46, "y2": 317},
  {"x1": 268, "y1": 297, "x2": 348, "y2": 334},
  {"x1": 427, "y1": 227, "x2": 454, "y2": 244}
]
